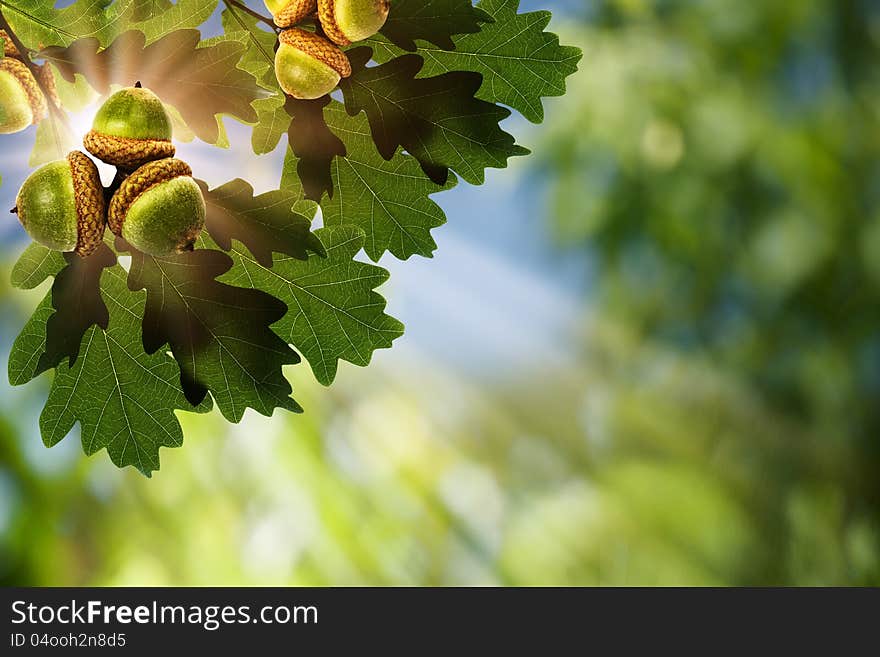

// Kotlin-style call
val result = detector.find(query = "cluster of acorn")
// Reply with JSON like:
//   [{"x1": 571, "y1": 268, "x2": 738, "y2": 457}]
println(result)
[
  {"x1": 13, "y1": 84, "x2": 206, "y2": 258},
  {"x1": 0, "y1": 29, "x2": 58, "y2": 134},
  {"x1": 267, "y1": 0, "x2": 389, "y2": 99}
]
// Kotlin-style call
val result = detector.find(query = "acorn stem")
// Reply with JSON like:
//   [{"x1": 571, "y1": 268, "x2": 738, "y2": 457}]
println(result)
[{"x1": 10, "y1": 207, "x2": 18, "y2": 214}]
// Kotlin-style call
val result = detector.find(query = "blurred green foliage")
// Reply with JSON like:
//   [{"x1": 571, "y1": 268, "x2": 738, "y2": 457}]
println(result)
[
  {"x1": 1, "y1": 0, "x2": 879, "y2": 585},
  {"x1": 544, "y1": 0, "x2": 880, "y2": 421},
  {"x1": 2, "y1": 313, "x2": 877, "y2": 585},
  {"x1": 534, "y1": 0, "x2": 880, "y2": 582}
]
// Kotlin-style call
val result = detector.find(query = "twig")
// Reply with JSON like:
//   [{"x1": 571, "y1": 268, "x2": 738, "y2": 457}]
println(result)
[
  {"x1": 0, "y1": 7, "x2": 71, "y2": 134},
  {"x1": 225, "y1": 0, "x2": 280, "y2": 32}
]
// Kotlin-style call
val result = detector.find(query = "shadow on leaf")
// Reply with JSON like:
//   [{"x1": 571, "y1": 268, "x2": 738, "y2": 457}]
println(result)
[
  {"x1": 124, "y1": 242, "x2": 302, "y2": 420},
  {"x1": 201, "y1": 178, "x2": 323, "y2": 267},
  {"x1": 380, "y1": 0, "x2": 492, "y2": 51},
  {"x1": 285, "y1": 95, "x2": 346, "y2": 201},
  {"x1": 36, "y1": 243, "x2": 116, "y2": 376},
  {"x1": 340, "y1": 48, "x2": 527, "y2": 186}
]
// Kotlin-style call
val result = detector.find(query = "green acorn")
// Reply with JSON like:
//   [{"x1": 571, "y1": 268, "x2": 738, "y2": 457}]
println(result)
[
  {"x1": 14, "y1": 151, "x2": 107, "y2": 257},
  {"x1": 108, "y1": 158, "x2": 206, "y2": 256},
  {"x1": 0, "y1": 57, "x2": 46, "y2": 134},
  {"x1": 275, "y1": 28, "x2": 352, "y2": 100},
  {"x1": 318, "y1": 0, "x2": 390, "y2": 46},
  {"x1": 84, "y1": 83, "x2": 175, "y2": 170}
]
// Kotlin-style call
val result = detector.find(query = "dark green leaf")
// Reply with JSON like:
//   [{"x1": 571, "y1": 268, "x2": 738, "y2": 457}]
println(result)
[
  {"x1": 211, "y1": 223, "x2": 404, "y2": 386},
  {"x1": 286, "y1": 96, "x2": 346, "y2": 201},
  {"x1": 41, "y1": 265, "x2": 211, "y2": 476},
  {"x1": 35, "y1": 245, "x2": 116, "y2": 378},
  {"x1": 295, "y1": 101, "x2": 456, "y2": 261},
  {"x1": 127, "y1": 245, "x2": 303, "y2": 420},
  {"x1": 380, "y1": 0, "x2": 490, "y2": 51},
  {"x1": 201, "y1": 178, "x2": 322, "y2": 267},
  {"x1": 369, "y1": 0, "x2": 582, "y2": 123},
  {"x1": 10, "y1": 261, "x2": 212, "y2": 476},
  {"x1": 340, "y1": 47, "x2": 528, "y2": 185}
]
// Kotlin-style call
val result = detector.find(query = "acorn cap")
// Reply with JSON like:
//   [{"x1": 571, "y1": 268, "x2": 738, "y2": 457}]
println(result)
[
  {"x1": 271, "y1": 0, "x2": 317, "y2": 27},
  {"x1": 0, "y1": 57, "x2": 47, "y2": 124},
  {"x1": 318, "y1": 0, "x2": 390, "y2": 46},
  {"x1": 84, "y1": 130, "x2": 176, "y2": 170},
  {"x1": 1, "y1": 29, "x2": 19, "y2": 58},
  {"x1": 278, "y1": 27, "x2": 351, "y2": 78},
  {"x1": 67, "y1": 151, "x2": 108, "y2": 257}
]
